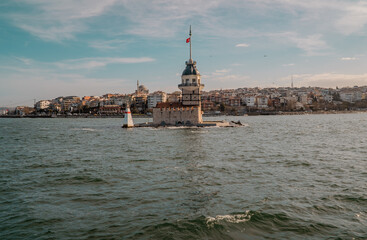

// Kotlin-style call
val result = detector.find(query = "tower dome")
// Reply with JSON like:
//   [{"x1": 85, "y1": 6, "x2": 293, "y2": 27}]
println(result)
[{"x1": 182, "y1": 59, "x2": 200, "y2": 76}]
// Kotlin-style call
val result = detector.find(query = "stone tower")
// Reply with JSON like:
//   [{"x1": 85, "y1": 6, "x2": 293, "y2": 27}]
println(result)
[
  {"x1": 178, "y1": 26, "x2": 204, "y2": 106},
  {"x1": 152, "y1": 26, "x2": 204, "y2": 126}
]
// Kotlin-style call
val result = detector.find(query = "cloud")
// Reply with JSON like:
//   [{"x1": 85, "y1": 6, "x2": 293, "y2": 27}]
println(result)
[
  {"x1": 14, "y1": 57, "x2": 33, "y2": 65},
  {"x1": 119, "y1": 0, "x2": 221, "y2": 38},
  {"x1": 280, "y1": 73, "x2": 367, "y2": 88},
  {"x1": 213, "y1": 69, "x2": 230, "y2": 74},
  {"x1": 54, "y1": 57, "x2": 155, "y2": 70},
  {"x1": 202, "y1": 69, "x2": 260, "y2": 89},
  {"x1": 5, "y1": 0, "x2": 367, "y2": 43},
  {"x1": 282, "y1": 63, "x2": 295, "y2": 67},
  {"x1": 236, "y1": 43, "x2": 250, "y2": 47},
  {"x1": 5, "y1": 0, "x2": 117, "y2": 41},
  {"x1": 266, "y1": 32, "x2": 329, "y2": 56},
  {"x1": 340, "y1": 57, "x2": 357, "y2": 61},
  {"x1": 88, "y1": 39, "x2": 129, "y2": 50},
  {"x1": 335, "y1": 2, "x2": 367, "y2": 35}
]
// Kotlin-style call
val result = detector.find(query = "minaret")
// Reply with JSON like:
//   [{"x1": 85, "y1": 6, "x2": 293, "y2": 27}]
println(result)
[{"x1": 178, "y1": 26, "x2": 204, "y2": 106}]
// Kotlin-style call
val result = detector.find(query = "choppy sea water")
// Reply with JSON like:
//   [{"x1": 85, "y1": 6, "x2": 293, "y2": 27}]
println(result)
[{"x1": 1, "y1": 114, "x2": 367, "y2": 239}]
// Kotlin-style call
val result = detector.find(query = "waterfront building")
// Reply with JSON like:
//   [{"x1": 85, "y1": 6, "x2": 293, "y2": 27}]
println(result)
[
  {"x1": 340, "y1": 91, "x2": 362, "y2": 103},
  {"x1": 60, "y1": 96, "x2": 81, "y2": 112},
  {"x1": 256, "y1": 95, "x2": 270, "y2": 108},
  {"x1": 153, "y1": 27, "x2": 204, "y2": 125},
  {"x1": 167, "y1": 91, "x2": 181, "y2": 103},
  {"x1": 201, "y1": 100, "x2": 216, "y2": 112},
  {"x1": 15, "y1": 106, "x2": 34, "y2": 115},
  {"x1": 243, "y1": 95, "x2": 256, "y2": 107},
  {"x1": 35, "y1": 100, "x2": 51, "y2": 111},
  {"x1": 99, "y1": 105, "x2": 122, "y2": 115},
  {"x1": 147, "y1": 91, "x2": 167, "y2": 109},
  {"x1": 133, "y1": 95, "x2": 147, "y2": 112}
]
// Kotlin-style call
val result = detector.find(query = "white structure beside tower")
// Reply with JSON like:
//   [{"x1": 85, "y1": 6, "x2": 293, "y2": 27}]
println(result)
[{"x1": 122, "y1": 106, "x2": 134, "y2": 128}]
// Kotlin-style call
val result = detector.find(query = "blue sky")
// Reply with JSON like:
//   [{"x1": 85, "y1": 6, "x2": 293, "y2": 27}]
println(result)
[{"x1": 1, "y1": 0, "x2": 367, "y2": 106}]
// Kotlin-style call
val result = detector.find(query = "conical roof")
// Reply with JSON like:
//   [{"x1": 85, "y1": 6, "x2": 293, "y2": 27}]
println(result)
[{"x1": 182, "y1": 60, "x2": 200, "y2": 76}]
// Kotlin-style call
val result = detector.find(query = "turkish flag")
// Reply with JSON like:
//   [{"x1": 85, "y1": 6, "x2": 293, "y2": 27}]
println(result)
[{"x1": 186, "y1": 37, "x2": 190, "y2": 43}]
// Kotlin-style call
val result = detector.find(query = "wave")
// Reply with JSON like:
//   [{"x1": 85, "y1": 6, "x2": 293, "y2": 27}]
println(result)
[
  {"x1": 130, "y1": 210, "x2": 340, "y2": 239},
  {"x1": 206, "y1": 211, "x2": 252, "y2": 228},
  {"x1": 70, "y1": 128, "x2": 98, "y2": 132}
]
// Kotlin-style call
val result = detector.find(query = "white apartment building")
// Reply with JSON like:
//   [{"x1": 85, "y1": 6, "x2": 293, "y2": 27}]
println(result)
[
  {"x1": 340, "y1": 91, "x2": 362, "y2": 103},
  {"x1": 242, "y1": 96, "x2": 256, "y2": 107},
  {"x1": 35, "y1": 100, "x2": 51, "y2": 110},
  {"x1": 147, "y1": 92, "x2": 167, "y2": 109}
]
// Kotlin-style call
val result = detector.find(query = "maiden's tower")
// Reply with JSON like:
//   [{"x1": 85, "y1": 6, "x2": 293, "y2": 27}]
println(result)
[
  {"x1": 153, "y1": 26, "x2": 204, "y2": 126},
  {"x1": 148, "y1": 27, "x2": 236, "y2": 127}
]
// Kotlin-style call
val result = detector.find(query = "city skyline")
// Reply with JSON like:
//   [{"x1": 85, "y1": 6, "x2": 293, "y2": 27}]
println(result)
[{"x1": 2, "y1": 0, "x2": 367, "y2": 106}]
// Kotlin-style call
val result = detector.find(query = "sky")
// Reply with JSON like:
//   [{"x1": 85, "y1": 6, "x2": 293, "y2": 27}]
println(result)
[{"x1": 1, "y1": 0, "x2": 367, "y2": 106}]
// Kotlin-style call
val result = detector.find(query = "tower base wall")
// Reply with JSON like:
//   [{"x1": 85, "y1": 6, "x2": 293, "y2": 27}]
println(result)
[{"x1": 153, "y1": 105, "x2": 203, "y2": 125}]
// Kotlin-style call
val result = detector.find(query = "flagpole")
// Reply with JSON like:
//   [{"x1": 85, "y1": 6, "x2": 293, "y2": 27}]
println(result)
[{"x1": 189, "y1": 25, "x2": 192, "y2": 60}]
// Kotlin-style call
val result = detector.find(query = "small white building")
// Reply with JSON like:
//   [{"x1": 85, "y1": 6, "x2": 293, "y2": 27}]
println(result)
[
  {"x1": 242, "y1": 96, "x2": 256, "y2": 107},
  {"x1": 324, "y1": 95, "x2": 333, "y2": 103},
  {"x1": 340, "y1": 91, "x2": 362, "y2": 103},
  {"x1": 147, "y1": 91, "x2": 167, "y2": 109},
  {"x1": 35, "y1": 100, "x2": 51, "y2": 111}
]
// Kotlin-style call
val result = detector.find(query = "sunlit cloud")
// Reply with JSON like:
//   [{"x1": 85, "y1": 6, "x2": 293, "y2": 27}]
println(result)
[
  {"x1": 54, "y1": 57, "x2": 155, "y2": 70},
  {"x1": 340, "y1": 57, "x2": 357, "y2": 61},
  {"x1": 88, "y1": 39, "x2": 129, "y2": 50},
  {"x1": 282, "y1": 63, "x2": 295, "y2": 67},
  {"x1": 280, "y1": 73, "x2": 367, "y2": 88},
  {"x1": 235, "y1": 43, "x2": 250, "y2": 47},
  {"x1": 5, "y1": 0, "x2": 117, "y2": 41}
]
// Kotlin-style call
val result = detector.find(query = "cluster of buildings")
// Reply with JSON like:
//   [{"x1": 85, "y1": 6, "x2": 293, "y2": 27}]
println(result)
[
  {"x1": 200, "y1": 85, "x2": 367, "y2": 113},
  {"x1": 3, "y1": 84, "x2": 367, "y2": 117}
]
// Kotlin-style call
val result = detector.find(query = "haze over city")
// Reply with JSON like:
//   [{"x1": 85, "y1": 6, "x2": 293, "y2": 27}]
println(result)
[{"x1": 2, "y1": 0, "x2": 367, "y2": 106}]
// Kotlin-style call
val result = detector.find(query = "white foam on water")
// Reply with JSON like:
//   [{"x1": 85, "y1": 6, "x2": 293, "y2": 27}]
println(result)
[
  {"x1": 71, "y1": 128, "x2": 98, "y2": 132},
  {"x1": 206, "y1": 211, "x2": 252, "y2": 228}
]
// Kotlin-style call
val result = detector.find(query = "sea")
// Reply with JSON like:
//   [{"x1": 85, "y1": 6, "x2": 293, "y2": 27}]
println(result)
[{"x1": 1, "y1": 113, "x2": 366, "y2": 240}]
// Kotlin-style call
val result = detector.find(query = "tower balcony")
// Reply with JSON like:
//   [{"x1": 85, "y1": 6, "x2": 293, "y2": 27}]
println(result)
[{"x1": 178, "y1": 83, "x2": 205, "y2": 87}]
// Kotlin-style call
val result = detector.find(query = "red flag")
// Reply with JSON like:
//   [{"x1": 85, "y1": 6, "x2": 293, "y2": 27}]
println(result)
[{"x1": 186, "y1": 37, "x2": 190, "y2": 43}]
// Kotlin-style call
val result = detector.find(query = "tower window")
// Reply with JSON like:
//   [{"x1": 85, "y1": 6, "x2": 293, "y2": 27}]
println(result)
[{"x1": 186, "y1": 79, "x2": 189, "y2": 84}]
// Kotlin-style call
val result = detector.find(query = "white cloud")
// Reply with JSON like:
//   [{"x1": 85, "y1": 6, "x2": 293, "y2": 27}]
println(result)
[
  {"x1": 202, "y1": 69, "x2": 260, "y2": 89},
  {"x1": 88, "y1": 39, "x2": 129, "y2": 50},
  {"x1": 236, "y1": 43, "x2": 250, "y2": 47},
  {"x1": 14, "y1": 57, "x2": 33, "y2": 65},
  {"x1": 287, "y1": 34, "x2": 328, "y2": 56},
  {"x1": 335, "y1": 2, "x2": 367, "y2": 35},
  {"x1": 54, "y1": 57, "x2": 155, "y2": 70},
  {"x1": 5, "y1": 0, "x2": 367, "y2": 43},
  {"x1": 214, "y1": 69, "x2": 230, "y2": 74},
  {"x1": 340, "y1": 57, "x2": 357, "y2": 61},
  {"x1": 268, "y1": 32, "x2": 329, "y2": 56},
  {"x1": 282, "y1": 63, "x2": 295, "y2": 67},
  {"x1": 280, "y1": 73, "x2": 367, "y2": 88},
  {"x1": 6, "y1": 0, "x2": 117, "y2": 41}
]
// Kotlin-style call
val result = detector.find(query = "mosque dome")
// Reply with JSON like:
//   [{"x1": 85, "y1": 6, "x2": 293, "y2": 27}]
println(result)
[{"x1": 139, "y1": 85, "x2": 148, "y2": 91}]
